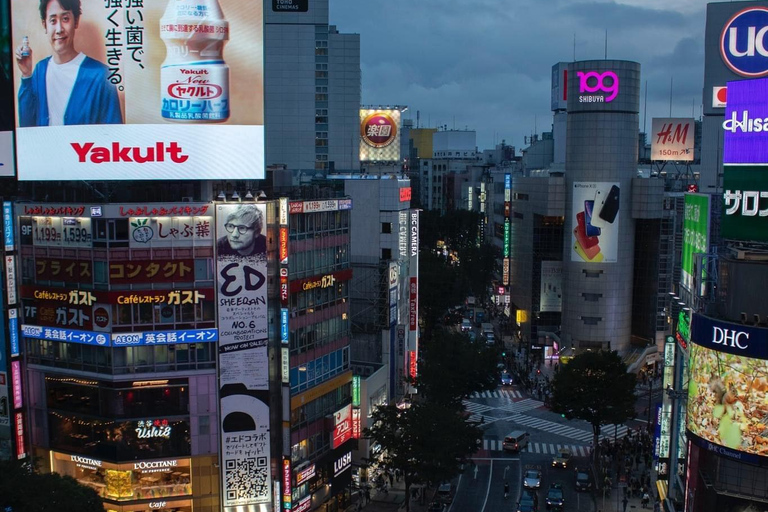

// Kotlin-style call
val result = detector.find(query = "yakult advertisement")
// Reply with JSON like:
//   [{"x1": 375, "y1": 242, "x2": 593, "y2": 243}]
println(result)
[{"x1": 10, "y1": 0, "x2": 264, "y2": 180}]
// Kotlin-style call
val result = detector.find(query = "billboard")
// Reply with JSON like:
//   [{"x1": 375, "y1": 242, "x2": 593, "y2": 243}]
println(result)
[
  {"x1": 215, "y1": 203, "x2": 271, "y2": 509},
  {"x1": 1, "y1": 0, "x2": 14, "y2": 177},
  {"x1": 650, "y1": 118, "x2": 695, "y2": 161},
  {"x1": 723, "y1": 77, "x2": 768, "y2": 165},
  {"x1": 539, "y1": 261, "x2": 562, "y2": 313},
  {"x1": 687, "y1": 314, "x2": 768, "y2": 463},
  {"x1": 359, "y1": 108, "x2": 400, "y2": 162},
  {"x1": 722, "y1": 166, "x2": 768, "y2": 242},
  {"x1": 703, "y1": 3, "x2": 768, "y2": 115},
  {"x1": 571, "y1": 182, "x2": 620, "y2": 263},
  {"x1": 11, "y1": 0, "x2": 264, "y2": 180},
  {"x1": 681, "y1": 194, "x2": 711, "y2": 292}
]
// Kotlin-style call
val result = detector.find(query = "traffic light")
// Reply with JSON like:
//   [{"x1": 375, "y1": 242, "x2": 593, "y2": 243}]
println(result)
[{"x1": 502, "y1": 351, "x2": 506, "y2": 357}]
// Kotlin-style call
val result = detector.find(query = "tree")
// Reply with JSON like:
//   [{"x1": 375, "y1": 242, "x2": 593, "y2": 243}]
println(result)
[
  {"x1": 418, "y1": 250, "x2": 462, "y2": 333},
  {"x1": 363, "y1": 402, "x2": 482, "y2": 512},
  {"x1": 415, "y1": 328, "x2": 500, "y2": 407},
  {"x1": 0, "y1": 458, "x2": 103, "y2": 512},
  {"x1": 549, "y1": 350, "x2": 637, "y2": 458}
]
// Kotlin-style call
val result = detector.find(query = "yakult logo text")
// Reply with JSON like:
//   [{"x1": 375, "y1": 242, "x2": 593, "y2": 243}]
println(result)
[
  {"x1": 577, "y1": 71, "x2": 619, "y2": 103},
  {"x1": 712, "y1": 327, "x2": 749, "y2": 350},
  {"x1": 720, "y1": 7, "x2": 768, "y2": 77},
  {"x1": 71, "y1": 142, "x2": 189, "y2": 163},
  {"x1": 722, "y1": 110, "x2": 768, "y2": 133}
]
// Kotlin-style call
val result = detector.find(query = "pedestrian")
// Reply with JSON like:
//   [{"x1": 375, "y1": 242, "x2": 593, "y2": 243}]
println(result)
[
  {"x1": 642, "y1": 491, "x2": 650, "y2": 509},
  {"x1": 622, "y1": 496, "x2": 629, "y2": 512},
  {"x1": 388, "y1": 471, "x2": 394, "y2": 487},
  {"x1": 654, "y1": 500, "x2": 661, "y2": 512},
  {"x1": 365, "y1": 487, "x2": 371, "y2": 503}
]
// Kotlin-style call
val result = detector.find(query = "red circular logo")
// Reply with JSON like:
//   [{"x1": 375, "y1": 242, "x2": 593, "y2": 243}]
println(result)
[
  {"x1": 361, "y1": 112, "x2": 397, "y2": 148},
  {"x1": 93, "y1": 307, "x2": 110, "y2": 329}
]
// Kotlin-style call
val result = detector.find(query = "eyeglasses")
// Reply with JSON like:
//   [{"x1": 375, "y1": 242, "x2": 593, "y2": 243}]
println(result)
[{"x1": 224, "y1": 223, "x2": 253, "y2": 235}]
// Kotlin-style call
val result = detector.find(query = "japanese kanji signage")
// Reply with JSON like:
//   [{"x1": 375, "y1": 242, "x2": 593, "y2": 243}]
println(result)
[
  {"x1": 681, "y1": 193, "x2": 711, "y2": 293},
  {"x1": 332, "y1": 404, "x2": 352, "y2": 449},
  {"x1": 359, "y1": 108, "x2": 401, "y2": 162},
  {"x1": 215, "y1": 203, "x2": 272, "y2": 509},
  {"x1": 11, "y1": 0, "x2": 265, "y2": 182},
  {"x1": 21, "y1": 324, "x2": 217, "y2": 347},
  {"x1": 129, "y1": 216, "x2": 213, "y2": 248},
  {"x1": 722, "y1": 167, "x2": 768, "y2": 242}
]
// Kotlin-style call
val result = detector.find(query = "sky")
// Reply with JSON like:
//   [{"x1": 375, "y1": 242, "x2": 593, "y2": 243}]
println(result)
[{"x1": 330, "y1": 0, "x2": 708, "y2": 151}]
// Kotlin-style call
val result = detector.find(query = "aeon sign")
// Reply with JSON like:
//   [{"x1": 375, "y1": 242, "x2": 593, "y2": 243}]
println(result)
[
  {"x1": 577, "y1": 71, "x2": 619, "y2": 103},
  {"x1": 720, "y1": 7, "x2": 768, "y2": 77}
]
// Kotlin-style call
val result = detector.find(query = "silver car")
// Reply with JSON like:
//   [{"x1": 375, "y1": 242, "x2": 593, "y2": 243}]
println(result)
[{"x1": 523, "y1": 469, "x2": 542, "y2": 489}]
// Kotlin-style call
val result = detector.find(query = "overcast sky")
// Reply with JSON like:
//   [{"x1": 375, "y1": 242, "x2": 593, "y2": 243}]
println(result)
[{"x1": 331, "y1": 0, "x2": 708, "y2": 151}]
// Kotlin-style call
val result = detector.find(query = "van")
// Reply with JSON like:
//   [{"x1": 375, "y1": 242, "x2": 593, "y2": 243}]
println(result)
[
  {"x1": 502, "y1": 430, "x2": 529, "y2": 452},
  {"x1": 481, "y1": 323, "x2": 494, "y2": 335}
]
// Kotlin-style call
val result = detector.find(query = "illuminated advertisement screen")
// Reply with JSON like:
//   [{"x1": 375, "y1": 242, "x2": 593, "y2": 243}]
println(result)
[
  {"x1": 723, "y1": 77, "x2": 768, "y2": 165},
  {"x1": 687, "y1": 313, "x2": 768, "y2": 463},
  {"x1": 681, "y1": 193, "x2": 710, "y2": 293},
  {"x1": 359, "y1": 108, "x2": 400, "y2": 162},
  {"x1": 1, "y1": 0, "x2": 15, "y2": 176},
  {"x1": 650, "y1": 118, "x2": 694, "y2": 162},
  {"x1": 571, "y1": 182, "x2": 620, "y2": 263},
  {"x1": 722, "y1": 167, "x2": 768, "y2": 242},
  {"x1": 214, "y1": 203, "x2": 271, "y2": 508},
  {"x1": 10, "y1": 0, "x2": 264, "y2": 180}
]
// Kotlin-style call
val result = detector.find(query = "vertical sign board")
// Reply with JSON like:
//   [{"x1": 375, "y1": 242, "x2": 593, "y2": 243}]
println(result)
[
  {"x1": 681, "y1": 194, "x2": 711, "y2": 295},
  {"x1": 722, "y1": 167, "x2": 768, "y2": 242},
  {"x1": 3, "y1": 202, "x2": 14, "y2": 252},
  {"x1": 408, "y1": 210, "x2": 419, "y2": 391},
  {"x1": 215, "y1": 203, "x2": 272, "y2": 509},
  {"x1": 539, "y1": 261, "x2": 562, "y2": 313}
]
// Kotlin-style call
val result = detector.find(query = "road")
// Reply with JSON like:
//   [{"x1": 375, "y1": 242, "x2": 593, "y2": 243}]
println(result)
[{"x1": 447, "y1": 379, "x2": 626, "y2": 512}]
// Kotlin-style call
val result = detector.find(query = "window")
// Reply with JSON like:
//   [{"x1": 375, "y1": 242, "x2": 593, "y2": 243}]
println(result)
[
  {"x1": 381, "y1": 223, "x2": 392, "y2": 234},
  {"x1": 199, "y1": 416, "x2": 210, "y2": 435},
  {"x1": 581, "y1": 317, "x2": 602, "y2": 325},
  {"x1": 382, "y1": 248, "x2": 392, "y2": 260},
  {"x1": 582, "y1": 293, "x2": 602, "y2": 302}
]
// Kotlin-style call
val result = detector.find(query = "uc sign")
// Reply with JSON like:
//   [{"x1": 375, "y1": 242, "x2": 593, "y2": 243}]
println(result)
[{"x1": 721, "y1": 7, "x2": 768, "y2": 77}]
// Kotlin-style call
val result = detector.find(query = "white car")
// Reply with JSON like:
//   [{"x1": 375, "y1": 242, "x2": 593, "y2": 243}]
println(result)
[
  {"x1": 461, "y1": 319, "x2": 472, "y2": 332},
  {"x1": 523, "y1": 469, "x2": 542, "y2": 489}
]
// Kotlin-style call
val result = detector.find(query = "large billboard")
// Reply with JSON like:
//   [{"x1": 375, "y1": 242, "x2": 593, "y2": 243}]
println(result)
[
  {"x1": 681, "y1": 193, "x2": 711, "y2": 293},
  {"x1": 214, "y1": 203, "x2": 271, "y2": 509},
  {"x1": 687, "y1": 314, "x2": 768, "y2": 463},
  {"x1": 703, "y1": 3, "x2": 768, "y2": 116},
  {"x1": 10, "y1": 0, "x2": 264, "y2": 180},
  {"x1": 571, "y1": 182, "x2": 620, "y2": 263},
  {"x1": 539, "y1": 261, "x2": 562, "y2": 313},
  {"x1": 650, "y1": 118, "x2": 695, "y2": 162},
  {"x1": 359, "y1": 108, "x2": 400, "y2": 162},
  {"x1": 1, "y1": 0, "x2": 15, "y2": 176},
  {"x1": 722, "y1": 166, "x2": 768, "y2": 242},
  {"x1": 723, "y1": 77, "x2": 768, "y2": 165}
]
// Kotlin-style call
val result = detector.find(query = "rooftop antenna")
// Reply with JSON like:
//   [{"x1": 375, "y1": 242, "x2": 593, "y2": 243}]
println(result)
[
  {"x1": 643, "y1": 80, "x2": 648, "y2": 136},
  {"x1": 692, "y1": 97, "x2": 695, "y2": 118},
  {"x1": 669, "y1": 77, "x2": 673, "y2": 116},
  {"x1": 604, "y1": 29, "x2": 608, "y2": 59},
  {"x1": 573, "y1": 34, "x2": 576, "y2": 61}
]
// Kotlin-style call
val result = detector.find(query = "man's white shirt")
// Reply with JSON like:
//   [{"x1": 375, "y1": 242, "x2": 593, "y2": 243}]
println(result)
[{"x1": 45, "y1": 52, "x2": 86, "y2": 126}]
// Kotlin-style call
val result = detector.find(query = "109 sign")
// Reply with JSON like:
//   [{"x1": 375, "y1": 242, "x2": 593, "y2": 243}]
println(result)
[{"x1": 720, "y1": 7, "x2": 768, "y2": 77}]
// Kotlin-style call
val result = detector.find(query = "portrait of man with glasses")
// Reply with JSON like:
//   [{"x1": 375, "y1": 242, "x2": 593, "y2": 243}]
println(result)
[{"x1": 216, "y1": 204, "x2": 267, "y2": 257}]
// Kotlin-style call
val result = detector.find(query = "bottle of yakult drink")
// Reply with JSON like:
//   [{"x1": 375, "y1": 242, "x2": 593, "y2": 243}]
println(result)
[{"x1": 160, "y1": 0, "x2": 230, "y2": 122}]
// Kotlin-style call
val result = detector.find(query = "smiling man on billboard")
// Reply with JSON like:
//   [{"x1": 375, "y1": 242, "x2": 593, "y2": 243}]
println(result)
[{"x1": 14, "y1": 0, "x2": 122, "y2": 127}]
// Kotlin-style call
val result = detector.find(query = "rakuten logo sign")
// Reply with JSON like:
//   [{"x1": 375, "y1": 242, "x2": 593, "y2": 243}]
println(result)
[
  {"x1": 577, "y1": 71, "x2": 619, "y2": 103},
  {"x1": 720, "y1": 7, "x2": 768, "y2": 77}
]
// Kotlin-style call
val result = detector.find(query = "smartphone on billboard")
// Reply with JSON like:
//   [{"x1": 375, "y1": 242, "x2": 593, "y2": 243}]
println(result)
[
  {"x1": 595, "y1": 185, "x2": 621, "y2": 225},
  {"x1": 575, "y1": 212, "x2": 599, "y2": 248},
  {"x1": 573, "y1": 241, "x2": 603, "y2": 262},
  {"x1": 584, "y1": 200, "x2": 601, "y2": 237}
]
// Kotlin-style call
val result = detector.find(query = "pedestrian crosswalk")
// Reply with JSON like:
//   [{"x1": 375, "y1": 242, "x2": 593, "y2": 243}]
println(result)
[
  {"x1": 462, "y1": 397, "x2": 545, "y2": 426},
  {"x1": 503, "y1": 414, "x2": 629, "y2": 443},
  {"x1": 497, "y1": 398, "x2": 545, "y2": 415},
  {"x1": 470, "y1": 389, "x2": 523, "y2": 399},
  {"x1": 481, "y1": 439, "x2": 591, "y2": 457}
]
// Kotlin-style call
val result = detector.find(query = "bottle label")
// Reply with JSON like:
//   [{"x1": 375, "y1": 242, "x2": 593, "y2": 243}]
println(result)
[{"x1": 161, "y1": 62, "x2": 229, "y2": 121}]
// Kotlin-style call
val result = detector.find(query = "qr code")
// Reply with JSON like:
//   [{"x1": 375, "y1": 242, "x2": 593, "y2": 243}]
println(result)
[{"x1": 224, "y1": 456, "x2": 269, "y2": 503}]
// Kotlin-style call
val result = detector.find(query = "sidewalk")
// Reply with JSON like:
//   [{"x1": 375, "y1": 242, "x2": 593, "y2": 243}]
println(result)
[
  {"x1": 343, "y1": 479, "x2": 434, "y2": 512},
  {"x1": 595, "y1": 432, "x2": 660, "y2": 512}
]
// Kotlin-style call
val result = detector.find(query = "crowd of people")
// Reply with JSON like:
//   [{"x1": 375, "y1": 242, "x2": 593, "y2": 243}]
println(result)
[{"x1": 598, "y1": 427, "x2": 659, "y2": 512}]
